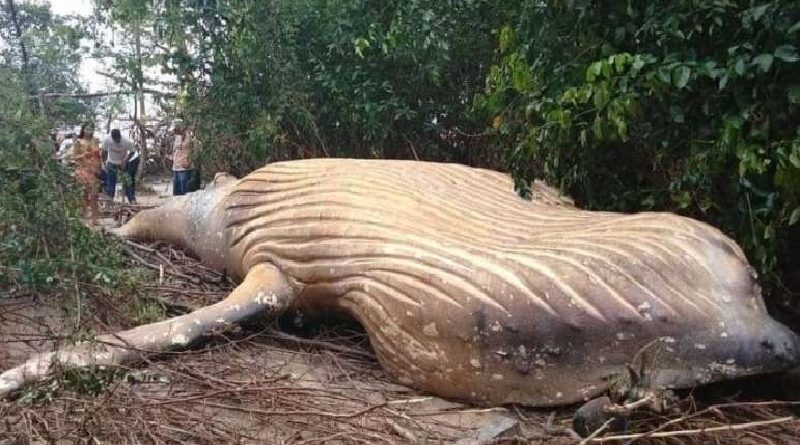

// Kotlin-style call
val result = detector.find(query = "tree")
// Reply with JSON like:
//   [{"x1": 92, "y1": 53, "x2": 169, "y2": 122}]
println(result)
[
  {"x1": 0, "y1": 0, "x2": 92, "y2": 125},
  {"x1": 98, "y1": 0, "x2": 509, "y2": 176},
  {"x1": 92, "y1": 0, "x2": 164, "y2": 179}
]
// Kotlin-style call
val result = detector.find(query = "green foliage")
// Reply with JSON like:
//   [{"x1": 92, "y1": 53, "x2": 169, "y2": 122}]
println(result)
[
  {"x1": 99, "y1": 0, "x2": 508, "y2": 176},
  {"x1": 0, "y1": 1, "x2": 91, "y2": 125},
  {"x1": 132, "y1": 296, "x2": 167, "y2": 324},
  {"x1": 18, "y1": 366, "x2": 130, "y2": 404},
  {"x1": 480, "y1": 1, "x2": 800, "y2": 307},
  {"x1": 0, "y1": 68, "x2": 126, "y2": 294}
]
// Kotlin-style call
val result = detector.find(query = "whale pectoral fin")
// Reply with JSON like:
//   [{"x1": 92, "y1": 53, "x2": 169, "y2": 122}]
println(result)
[{"x1": 0, "y1": 263, "x2": 294, "y2": 399}]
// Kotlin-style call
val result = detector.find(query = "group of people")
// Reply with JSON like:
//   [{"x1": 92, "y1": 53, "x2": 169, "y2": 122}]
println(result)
[{"x1": 69, "y1": 119, "x2": 198, "y2": 226}]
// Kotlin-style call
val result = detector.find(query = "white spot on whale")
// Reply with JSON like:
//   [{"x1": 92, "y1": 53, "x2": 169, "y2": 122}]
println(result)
[
  {"x1": 171, "y1": 334, "x2": 189, "y2": 346},
  {"x1": 254, "y1": 291, "x2": 278, "y2": 307},
  {"x1": 423, "y1": 323, "x2": 439, "y2": 337}
]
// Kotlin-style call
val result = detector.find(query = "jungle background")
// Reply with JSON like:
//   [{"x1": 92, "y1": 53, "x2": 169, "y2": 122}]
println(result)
[{"x1": 1, "y1": 0, "x2": 800, "y2": 443}]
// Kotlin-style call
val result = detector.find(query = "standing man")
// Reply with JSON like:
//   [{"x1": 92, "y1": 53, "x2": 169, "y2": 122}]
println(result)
[
  {"x1": 171, "y1": 119, "x2": 195, "y2": 196},
  {"x1": 125, "y1": 144, "x2": 140, "y2": 204},
  {"x1": 101, "y1": 128, "x2": 137, "y2": 203}
]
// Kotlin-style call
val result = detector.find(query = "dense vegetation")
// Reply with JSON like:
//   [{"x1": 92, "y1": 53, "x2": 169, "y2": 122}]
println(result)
[
  {"x1": 480, "y1": 1, "x2": 800, "y2": 319},
  {"x1": 0, "y1": 2, "x2": 126, "y2": 297},
  {"x1": 2, "y1": 0, "x2": 799, "y2": 324}
]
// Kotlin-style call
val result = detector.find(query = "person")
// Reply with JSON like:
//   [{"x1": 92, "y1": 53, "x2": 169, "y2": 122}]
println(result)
[
  {"x1": 125, "y1": 146, "x2": 140, "y2": 204},
  {"x1": 171, "y1": 119, "x2": 196, "y2": 196},
  {"x1": 71, "y1": 122, "x2": 102, "y2": 225},
  {"x1": 101, "y1": 129, "x2": 138, "y2": 203}
]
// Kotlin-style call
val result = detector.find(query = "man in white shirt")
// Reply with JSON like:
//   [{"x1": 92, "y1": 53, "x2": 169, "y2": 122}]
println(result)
[{"x1": 101, "y1": 129, "x2": 138, "y2": 203}]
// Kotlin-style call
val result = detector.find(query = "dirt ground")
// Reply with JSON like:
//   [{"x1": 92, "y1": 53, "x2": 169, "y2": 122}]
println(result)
[{"x1": 1, "y1": 177, "x2": 799, "y2": 444}]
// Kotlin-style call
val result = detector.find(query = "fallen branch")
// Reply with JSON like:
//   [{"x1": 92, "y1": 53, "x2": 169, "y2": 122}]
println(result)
[
  {"x1": 263, "y1": 328, "x2": 377, "y2": 362},
  {"x1": 588, "y1": 416, "x2": 797, "y2": 442},
  {"x1": 625, "y1": 400, "x2": 800, "y2": 444}
]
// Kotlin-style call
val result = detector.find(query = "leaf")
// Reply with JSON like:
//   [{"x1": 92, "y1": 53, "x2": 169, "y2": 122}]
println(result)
[
  {"x1": 577, "y1": 85, "x2": 592, "y2": 103},
  {"x1": 752, "y1": 53, "x2": 774, "y2": 72},
  {"x1": 614, "y1": 54, "x2": 627, "y2": 73},
  {"x1": 669, "y1": 105, "x2": 685, "y2": 123},
  {"x1": 673, "y1": 66, "x2": 691, "y2": 89},
  {"x1": 775, "y1": 45, "x2": 799, "y2": 62},
  {"x1": 751, "y1": 4, "x2": 769, "y2": 22},
  {"x1": 593, "y1": 83, "x2": 609, "y2": 109},
  {"x1": 499, "y1": 25, "x2": 514, "y2": 53},
  {"x1": 788, "y1": 85, "x2": 800, "y2": 104},
  {"x1": 601, "y1": 61, "x2": 612, "y2": 79},
  {"x1": 586, "y1": 62, "x2": 602, "y2": 82},
  {"x1": 615, "y1": 117, "x2": 628, "y2": 140},
  {"x1": 656, "y1": 66, "x2": 672, "y2": 84},
  {"x1": 674, "y1": 191, "x2": 692, "y2": 209},
  {"x1": 718, "y1": 74, "x2": 729, "y2": 90},
  {"x1": 789, "y1": 21, "x2": 800, "y2": 34},
  {"x1": 593, "y1": 116, "x2": 604, "y2": 140},
  {"x1": 790, "y1": 207, "x2": 800, "y2": 226},
  {"x1": 734, "y1": 57, "x2": 746, "y2": 75},
  {"x1": 790, "y1": 150, "x2": 800, "y2": 168},
  {"x1": 512, "y1": 62, "x2": 532, "y2": 93}
]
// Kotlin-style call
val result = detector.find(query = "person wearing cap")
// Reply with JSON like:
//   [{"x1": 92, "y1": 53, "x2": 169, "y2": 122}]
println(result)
[
  {"x1": 101, "y1": 129, "x2": 137, "y2": 203},
  {"x1": 171, "y1": 119, "x2": 196, "y2": 195}
]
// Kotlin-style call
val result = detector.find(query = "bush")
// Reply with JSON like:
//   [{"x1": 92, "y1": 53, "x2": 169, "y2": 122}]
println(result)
[
  {"x1": 478, "y1": 1, "x2": 800, "y2": 317},
  {"x1": 0, "y1": 69, "x2": 126, "y2": 294}
]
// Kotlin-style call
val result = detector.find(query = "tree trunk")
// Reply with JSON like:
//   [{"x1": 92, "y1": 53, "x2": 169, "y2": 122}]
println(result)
[
  {"x1": 134, "y1": 27, "x2": 147, "y2": 181},
  {"x1": 5, "y1": 0, "x2": 36, "y2": 106}
]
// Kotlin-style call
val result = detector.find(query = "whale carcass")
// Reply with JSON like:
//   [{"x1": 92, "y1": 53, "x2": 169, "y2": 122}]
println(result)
[{"x1": 1, "y1": 159, "x2": 798, "y2": 406}]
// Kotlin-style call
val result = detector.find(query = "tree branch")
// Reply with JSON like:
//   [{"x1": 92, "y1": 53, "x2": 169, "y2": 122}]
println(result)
[
  {"x1": 96, "y1": 71, "x2": 176, "y2": 98},
  {"x1": 38, "y1": 90, "x2": 128, "y2": 99},
  {"x1": 4, "y1": 0, "x2": 30, "y2": 74}
]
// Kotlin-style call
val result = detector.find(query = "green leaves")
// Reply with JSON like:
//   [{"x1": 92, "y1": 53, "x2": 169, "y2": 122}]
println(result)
[
  {"x1": 586, "y1": 61, "x2": 603, "y2": 82},
  {"x1": 775, "y1": 44, "x2": 799, "y2": 62},
  {"x1": 499, "y1": 25, "x2": 514, "y2": 53},
  {"x1": 353, "y1": 37, "x2": 370, "y2": 58},
  {"x1": 752, "y1": 53, "x2": 774, "y2": 72},
  {"x1": 672, "y1": 65, "x2": 691, "y2": 89},
  {"x1": 790, "y1": 207, "x2": 800, "y2": 226},
  {"x1": 481, "y1": 0, "x2": 800, "y2": 308},
  {"x1": 789, "y1": 85, "x2": 800, "y2": 104},
  {"x1": 734, "y1": 57, "x2": 747, "y2": 76},
  {"x1": 593, "y1": 82, "x2": 609, "y2": 109}
]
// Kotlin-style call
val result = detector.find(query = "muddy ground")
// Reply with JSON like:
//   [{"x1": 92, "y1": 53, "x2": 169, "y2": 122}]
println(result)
[{"x1": 1, "y1": 177, "x2": 798, "y2": 444}]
